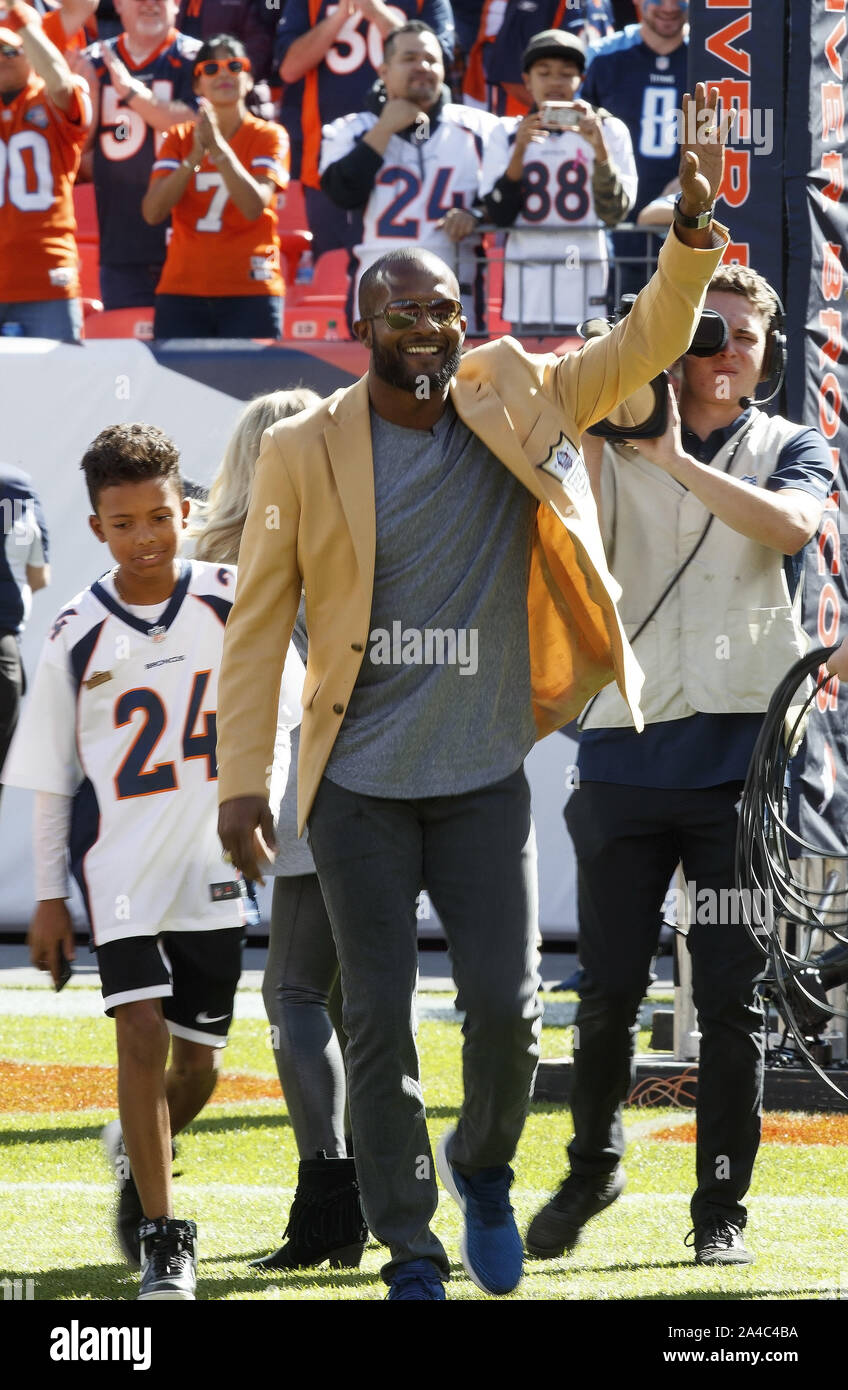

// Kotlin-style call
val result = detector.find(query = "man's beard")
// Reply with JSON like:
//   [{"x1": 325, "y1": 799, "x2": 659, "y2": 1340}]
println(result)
[{"x1": 371, "y1": 338, "x2": 463, "y2": 394}]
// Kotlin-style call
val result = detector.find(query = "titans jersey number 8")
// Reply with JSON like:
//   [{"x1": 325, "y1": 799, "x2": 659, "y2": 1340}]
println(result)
[{"x1": 4, "y1": 560, "x2": 250, "y2": 945}]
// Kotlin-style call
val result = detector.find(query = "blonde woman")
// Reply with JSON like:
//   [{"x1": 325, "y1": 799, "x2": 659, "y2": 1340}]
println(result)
[{"x1": 196, "y1": 389, "x2": 368, "y2": 1270}]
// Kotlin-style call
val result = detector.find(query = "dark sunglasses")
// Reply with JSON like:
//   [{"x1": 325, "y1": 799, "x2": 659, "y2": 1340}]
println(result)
[
  {"x1": 368, "y1": 298, "x2": 463, "y2": 330},
  {"x1": 194, "y1": 56, "x2": 250, "y2": 77},
  {"x1": 0, "y1": 43, "x2": 22, "y2": 57}
]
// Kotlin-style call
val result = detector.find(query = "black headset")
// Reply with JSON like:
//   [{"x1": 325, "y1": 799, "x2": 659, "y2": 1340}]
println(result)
[{"x1": 749, "y1": 290, "x2": 787, "y2": 406}]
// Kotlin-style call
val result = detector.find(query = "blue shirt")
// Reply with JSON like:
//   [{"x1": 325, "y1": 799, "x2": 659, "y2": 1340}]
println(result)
[
  {"x1": 581, "y1": 25, "x2": 688, "y2": 214},
  {"x1": 577, "y1": 412, "x2": 834, "y2": 788}
]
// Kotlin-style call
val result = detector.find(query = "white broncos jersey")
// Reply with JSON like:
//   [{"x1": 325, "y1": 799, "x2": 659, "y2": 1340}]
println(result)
[
  {"x1": 320, "y1": 102, "x2": 498, "y2": 305},
  {"x1": 3, "y1": 560, "x2": 255, "y2": 945},
  {"x1": 481, "y1": 115, "x2": 637, "y2": 327}
]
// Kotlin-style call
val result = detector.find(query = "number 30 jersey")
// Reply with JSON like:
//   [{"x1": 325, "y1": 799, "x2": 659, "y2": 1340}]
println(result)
[
  {"x1": 3, "y1": 560, "x2": 250, "y2": 945},
  {"x1": 480, "y1": 116, "x2": 637, "y2": 327},
  {"x1": 0, "y1": 74, "x2": 92, "y2": 303}
]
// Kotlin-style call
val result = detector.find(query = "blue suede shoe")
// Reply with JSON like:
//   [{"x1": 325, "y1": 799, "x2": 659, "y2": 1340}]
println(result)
[
  {"x1": 386, "y1": 1259, "x2": 446, "y2": 1300},
  {"x1": 436, "y1": 1128, "x2": 523, "y2": 1295}
]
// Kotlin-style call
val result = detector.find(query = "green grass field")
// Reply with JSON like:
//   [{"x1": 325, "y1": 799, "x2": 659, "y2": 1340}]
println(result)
[{"x1": 2, "y1": 981, "x2": 848, "y2": 1303}]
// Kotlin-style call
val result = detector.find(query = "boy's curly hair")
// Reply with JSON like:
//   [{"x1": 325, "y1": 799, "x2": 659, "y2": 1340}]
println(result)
[{"x1": 81, "y1": 423, "x2": 183, "y2": 511}]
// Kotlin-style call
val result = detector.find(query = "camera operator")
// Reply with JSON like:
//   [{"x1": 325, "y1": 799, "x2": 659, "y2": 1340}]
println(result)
[{"x1": 528, "y1": 263, "x2": 834, "y2": 1267}]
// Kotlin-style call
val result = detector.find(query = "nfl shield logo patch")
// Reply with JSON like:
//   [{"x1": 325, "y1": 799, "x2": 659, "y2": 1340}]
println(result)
[{"x1": 539, "y1": 435, "x2": 589, "y2": 497}]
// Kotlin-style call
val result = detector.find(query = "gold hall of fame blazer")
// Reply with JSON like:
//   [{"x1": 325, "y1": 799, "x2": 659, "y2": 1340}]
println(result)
[{"x1": 216, "y1": 223, "x2": 730, "y2": 834}]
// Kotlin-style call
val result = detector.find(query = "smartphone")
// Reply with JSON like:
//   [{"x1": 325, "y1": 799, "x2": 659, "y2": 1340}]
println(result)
[
  {"x1": 540, "y1": 102, "x2": 582, "y2": 130},
  {"x1": 55, "y1": 954, "x2": 72, "y2": 992}
]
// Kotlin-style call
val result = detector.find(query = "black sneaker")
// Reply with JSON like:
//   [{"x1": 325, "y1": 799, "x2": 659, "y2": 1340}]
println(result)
[
  {"x1": 525, "y1": 1166, "x2": 626, "y2": 1258},
  {"x1": 102, "y1": 1119, "x2": 143, "y2": 1270},
  {"x1": 687, "y1": 1218, "x2": 754, "y2": 1266},
  {"x1": 138, "y1": 1218, "x2": 197, "y2": 1300}
]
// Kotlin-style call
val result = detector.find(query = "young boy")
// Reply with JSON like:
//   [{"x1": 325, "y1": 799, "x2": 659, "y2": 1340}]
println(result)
[
  {"x1": 3, "y1": 423, "x2": 253, "y2": 1300},
  {"x1": 479, "y1": 28, "x2": 637, "y2": 334}
]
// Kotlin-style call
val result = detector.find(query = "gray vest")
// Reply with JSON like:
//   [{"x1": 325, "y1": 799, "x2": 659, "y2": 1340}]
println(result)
[{"x1": 582, "y1": 410, "x2": 808, "y2": 729}]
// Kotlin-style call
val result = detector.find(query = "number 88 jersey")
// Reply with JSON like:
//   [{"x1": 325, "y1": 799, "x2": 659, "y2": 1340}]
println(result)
[
  {"x1": 480, "y1": 116, "x2": 637, "y2": 328},
  {"x1": 3, "y1": 560, "x2": 250, "y2": 944}
]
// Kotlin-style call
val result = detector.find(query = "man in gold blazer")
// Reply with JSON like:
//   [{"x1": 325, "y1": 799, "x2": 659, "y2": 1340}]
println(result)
[{"x1": 218, "y1": 87, "x2": 732, "y2": 1299}]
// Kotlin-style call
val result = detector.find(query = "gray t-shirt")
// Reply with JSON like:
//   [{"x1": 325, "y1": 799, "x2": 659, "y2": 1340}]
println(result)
[{"x1": 324, "y1": 401, "x2": 537, "y2": 798}]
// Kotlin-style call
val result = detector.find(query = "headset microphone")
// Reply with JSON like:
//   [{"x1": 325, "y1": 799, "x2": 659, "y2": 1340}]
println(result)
[
  {"x1": 739, "y1": 291, "x2": 788, "y2": 411},
  {"x1": 739, "y1": 378, "x2": 784, "y2": 411}
]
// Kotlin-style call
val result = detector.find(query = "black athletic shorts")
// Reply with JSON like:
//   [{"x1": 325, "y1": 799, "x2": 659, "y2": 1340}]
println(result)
[{"x1": 96, "y1": 928, "x2": 244, "y2": 1046}]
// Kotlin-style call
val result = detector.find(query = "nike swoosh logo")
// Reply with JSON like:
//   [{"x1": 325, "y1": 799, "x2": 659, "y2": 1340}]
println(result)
[{"x1": 195, "y1": 1011, "x2": 229, "y2": 1024}]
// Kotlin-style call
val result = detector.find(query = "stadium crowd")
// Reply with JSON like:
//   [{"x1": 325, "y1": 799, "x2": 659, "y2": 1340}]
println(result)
[{"x1": 0, "y1": 0, "x2": 695, "y2": 340}]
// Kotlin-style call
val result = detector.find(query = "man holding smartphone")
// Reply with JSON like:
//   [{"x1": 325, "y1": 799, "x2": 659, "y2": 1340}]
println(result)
[{"x1": 480, "y1": 29, "x2": 637, "y2": 335}]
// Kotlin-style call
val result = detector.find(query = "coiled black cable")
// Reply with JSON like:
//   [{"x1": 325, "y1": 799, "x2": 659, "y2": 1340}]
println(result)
[{"x1": 735, "y1": 644, "x2": 848, "y2": 1096}]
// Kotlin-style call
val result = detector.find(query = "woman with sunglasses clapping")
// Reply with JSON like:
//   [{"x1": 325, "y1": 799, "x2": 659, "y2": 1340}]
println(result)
[{"x1": 141, "y1": 35, "x2": 290, "y2": 339}]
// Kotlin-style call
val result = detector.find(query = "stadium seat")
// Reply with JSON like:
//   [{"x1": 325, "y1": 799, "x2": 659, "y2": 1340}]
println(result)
[
  {"x1": 84, "y1": 307, "x2": 155, "y2": 340},
  {"x1": 73, "y1": 182, "x2": 99, "y2": 243},
  {"x1": 280, "y1": 228, "x2": 313, "y2": 305},
  {"x1": 282, "y1": 304, "x2": 350, "y2": 340},
  {"x1": 309, "y1": 248, "x2": 350, "y2": 303},
  {"x1": 78, "y1": 240, "x2": 102, "y2": 305},
  {"x1": 483, "y1": 234, "x2": 510, "y2": 337},
  {"x1": 277, "y1": 178, "x2": 308, "y2": 233}
]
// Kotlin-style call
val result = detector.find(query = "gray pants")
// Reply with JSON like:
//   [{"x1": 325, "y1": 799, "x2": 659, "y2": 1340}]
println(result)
[
  {"x1": 263, "y1": 874, "x2": 348, "y2": 1159},
  {"x1": 307, "y1": 766, "x2": 541, "y2": 1281}
]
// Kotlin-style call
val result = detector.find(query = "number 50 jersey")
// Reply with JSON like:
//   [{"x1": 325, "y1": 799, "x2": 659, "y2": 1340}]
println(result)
[
  {"x1": 3, "y1": 560, "x2": 251, "y2": 945},
  {"x1": 84, "y1": 29, "x2": 200, "y2": 271}
]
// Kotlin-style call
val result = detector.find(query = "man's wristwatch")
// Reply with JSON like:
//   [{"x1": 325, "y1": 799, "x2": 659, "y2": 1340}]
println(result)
[{"x1": 673, "y1": 195, "x2": 714, "y2": 230}]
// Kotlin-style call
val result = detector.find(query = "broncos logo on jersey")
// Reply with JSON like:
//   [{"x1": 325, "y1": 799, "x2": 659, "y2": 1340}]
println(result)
[{"x1": 49, "y1": 607, "x2": 78, "y2": 641}]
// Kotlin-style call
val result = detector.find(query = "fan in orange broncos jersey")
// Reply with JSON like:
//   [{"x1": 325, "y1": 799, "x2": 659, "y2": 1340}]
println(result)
[
  {"x1": 142, "y1": 33, "x2": 289, "y2": 337},
  {"x1": 76, "y1": 0, "x2": 201, "y2": 310},
  {"x1": 0, "y1": 1, "x2": 93, "y2": 341}
]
